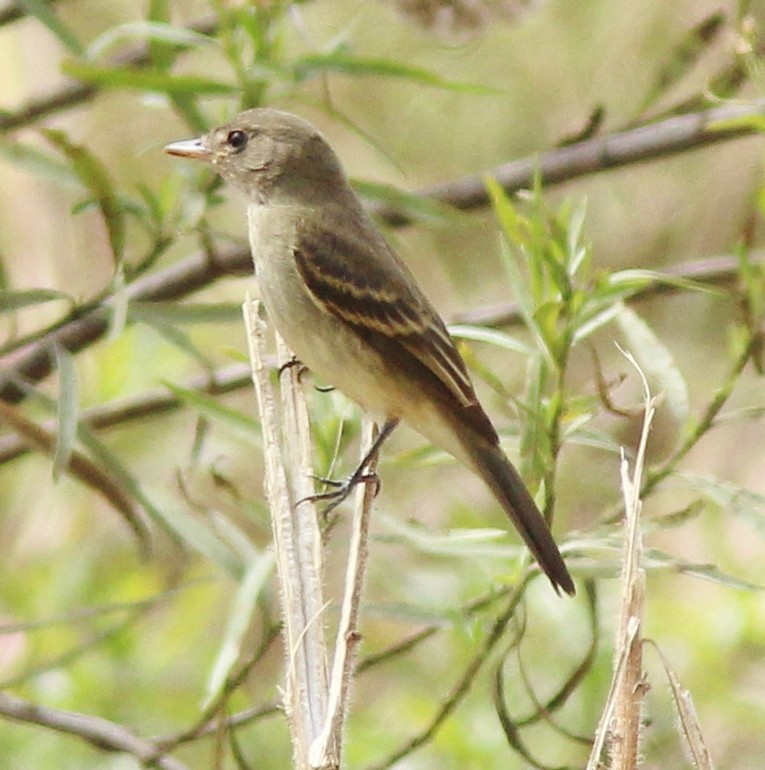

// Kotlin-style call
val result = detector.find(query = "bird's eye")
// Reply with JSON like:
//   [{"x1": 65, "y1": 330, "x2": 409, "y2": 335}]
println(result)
[{"x1": 226, "y1": 130, "x2": 248, "y2": 152}]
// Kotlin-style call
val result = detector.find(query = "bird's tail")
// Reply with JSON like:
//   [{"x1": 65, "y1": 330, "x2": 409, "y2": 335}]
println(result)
[{"x1": 463, "y1": 436, "x2": 575, "y2": 596}]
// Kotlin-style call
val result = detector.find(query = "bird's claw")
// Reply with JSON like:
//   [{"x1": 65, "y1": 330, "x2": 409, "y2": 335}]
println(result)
[
  {"x1": 300, "y1": 470, "x2": 381, "y2": 516},
  {"x1": 278, "y1": 356, "x2": 309, "y2": 381}
]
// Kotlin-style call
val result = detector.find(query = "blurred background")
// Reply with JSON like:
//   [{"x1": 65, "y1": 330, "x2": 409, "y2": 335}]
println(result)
[{"x1": 1, "y1": 0, "x2": 765, "y2": 767}]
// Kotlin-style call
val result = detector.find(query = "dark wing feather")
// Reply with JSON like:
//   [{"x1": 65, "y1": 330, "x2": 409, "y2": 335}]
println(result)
[{"x1": 293, "y1": 216, "x2": 496, "y2": 440}]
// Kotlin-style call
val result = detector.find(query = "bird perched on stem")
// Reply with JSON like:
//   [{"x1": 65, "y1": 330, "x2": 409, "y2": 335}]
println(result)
[{"x1": 166, "y1": 108, "x2": 575, "y2": 596}]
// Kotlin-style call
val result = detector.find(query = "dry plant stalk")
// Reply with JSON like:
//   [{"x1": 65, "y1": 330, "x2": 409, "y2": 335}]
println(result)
[
  {"x1": 243, "y1": 298, "x2": 378, "y2": 770},
  {"x1": 587, "y1": 350, "x2": 652, "y2": 770}
]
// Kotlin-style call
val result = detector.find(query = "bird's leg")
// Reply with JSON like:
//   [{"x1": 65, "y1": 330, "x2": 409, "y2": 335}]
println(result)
[{"x1": 303, "y1": 418, "x2": 399, "y2": 515}]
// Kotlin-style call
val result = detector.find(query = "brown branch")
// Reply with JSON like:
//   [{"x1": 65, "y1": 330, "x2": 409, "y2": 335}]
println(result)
[
  {"x1": 0, "y1": 14, "x2": 217, "y2": 133},
  {"x1": 364, "y1": 575, "x2": 531, "y2": 770},
  {"x1": 369, "y1": 98, "x2": 765, "y2": 226},
  {"x1": 453, "y1": 251, "x2": 764, "y2": 327},
  {"x1": 0, "y1": 0, "x2": 62, "y2": 27},
  {"x1": 0, "y1": 243, "x2": 251, "y2": 402},
  {"x1": 0, "y1": 399, "x2": 150, "y2": 548},
  {"x1": 0, "y1": 361, "x2": 252, "y2": 464},
  {"x1": 0, "y1": 691, "x2": 189, "y2": 770}
]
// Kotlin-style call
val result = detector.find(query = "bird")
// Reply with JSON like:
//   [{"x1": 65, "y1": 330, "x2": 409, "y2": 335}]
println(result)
[{"x1": 165, "y1": 108, "x2": 575, "y2": 596}]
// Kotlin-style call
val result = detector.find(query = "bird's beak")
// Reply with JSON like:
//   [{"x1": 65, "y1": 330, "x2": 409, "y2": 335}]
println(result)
[{"x1": 164, "y1": 138, "x2": 213, "y2": 162}]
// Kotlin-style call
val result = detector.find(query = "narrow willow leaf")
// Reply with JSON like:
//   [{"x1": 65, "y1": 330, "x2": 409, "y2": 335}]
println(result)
[
  {"x1": 86, "y1": 21, "x2": 213, "y2": 61},
  {"x1": 572, "y1": 302, "x2": 622, "y2": 343},
  {"x1": 203, "y1": 549, "x2": 275, "y2": 707},
  {"x1": 353, "y1": 179, "x2": 456, "y2": 223},
  {"x1": 676, "y1": 562, "x2": 762, "y2": 591},
  {"x1": 62, "y1": 61, "x2": 238, "y2": 95},
  {"x1": 77, "y1": 425, "x2": 244, "y2": 576},
  {"x1": 42, "y1": 129, "x2": 124, "y2": 264},
  {"x1": 675, "y1": 472, "x2": 765, "y2": 525},
  {"x1": 379, "y1": 513, "x2": 519, "y2": 559},
  {"x1": 489, "y1": 191, "x2": 552, "y2": 365},
  {"x1": 0, "y1": 397, "x2": 149, "y2": 551},
  {"x1": 292, "y1": 53, "x2": 500, "y2": 94},
  {"x1": 649, "y1": 13, "x2": 725, "y2": 107},
  {"x1": 448, "y1": 324, "x2": 534, "y2": 356},
  {"x1": 128, "y1": 301, "x2": 244, "y2": 324},
  {"x1": 17, "y1": 0, "x2": 84, "y2": 55},
  {"x1": 608, "y1": 268, "x2": 719, "y2": 296},
  {"x1": 615, "y1": 303, "x2": 690, "y2": 429},
  {"x1": 163, "y1": 382, "x2": 261, "y2": 441},
  {"x1": 652, "y1": 643, "x2": 716, "y2": 770},
  {"x1": 20, "y1": 391, "x2": 235, "y2": 569},
  {"x1": 0, "y1": 288, "x2": 72, "y2": 311},
  {"x1": 52, "y1": 345, "x2": 79, "y2": 480},
  {"x1": 139, "y1": 317, "x2": 214, "y2": 370},
  {"x1": 0, "y1": 140, "x2": 82, "y2": 190},
  {"x1": 108, "y1": 264, "x2": 128, "y2": 340}
]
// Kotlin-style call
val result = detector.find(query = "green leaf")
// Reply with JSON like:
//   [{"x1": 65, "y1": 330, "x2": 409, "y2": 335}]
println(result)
[
  {"x1": 614, "y1": 302, "x2": 690, "y2": 429},
  {"x1": 608, "y1": 268, "x2": 719, "y2": 296},
  {"x1": 128, "y1": 301, "x2": 244, "y2": 325},
  {"x1": 139, "y1": 318, "x2": 214, "y2": 370},
  {"x1": 62, "y1": 60, "x2": 238, "y2": 95},
  {"x1": 86, "y1": 21, "x2": 213, "y2": 61},
  {"x1": 78, "y1": 426, "x2": 244, "y2": 575},
  {"x1": 645, "y1": 13, "x2": 725, "y2": 110},
  {"x1": 291, "y1": 53, "x2": 501, "y2": 94},
  {"x1": 16, "y1": 0, "x2": 84, "y2": 56},
  {"x1": 378, "y1": 513, "x2": 522, "y2": 559},
  {"x1": 41, "y1": 129, "x2": 125, "y2": 264},
  {"x1": 203, "y1": 549, "x2": 275, "y2": 707},
  {"x1": 353, "y1": 179, "x2": 456, "y2": 224},
  {"x1": 0, "y1": 140, "x2": 83, "y2": 190},
  {"x1": 0, "y1": 288, "x2": 73, "y2": 311},
  {"x1": 572, "y1": 302, "x2": 622, "y2": 343},
  {"x1": 108, "y1": 264, "x2": 129, "y2": 339},
  {"x1": 163, "y1": 382, "x2": 262, "y2": 441},
  {"x1": 448, "y1": 324, "x2": 534, "y2": 356},
  {"x1": 52, "y1": 345, "x2": 79, "y2": 480},
  {"x1": 676, "y1": 472, "x2": 765, "y2": 526},
  {"x1": 643, "y1": 548, "x2": 762, "y2": 590},
  {"x1": 566, "y1": 197, "x2": 589, "y2": 270}
]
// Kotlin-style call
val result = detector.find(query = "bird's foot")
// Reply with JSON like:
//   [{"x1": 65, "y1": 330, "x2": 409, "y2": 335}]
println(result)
[
  {"x1": 278, "y1": 356, "x2": 334, "y2": 392},
  {"x1": 278, "y1": 356, "x2": 309, "y2": 381},
  {"x1": 299, "y1": 419, "x2": 399, "y2": 517},
  {"x1": 303, "y1": 467, "x2": 381, "y2": 517}
]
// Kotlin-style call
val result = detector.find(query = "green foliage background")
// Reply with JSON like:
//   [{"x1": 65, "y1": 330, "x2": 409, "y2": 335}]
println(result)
[{"x1": 1, "y1": 0, "x2": 765, "y2": 768}]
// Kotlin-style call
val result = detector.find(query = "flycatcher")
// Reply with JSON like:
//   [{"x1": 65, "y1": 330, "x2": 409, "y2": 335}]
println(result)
[{"x1": 165, "y1": 108, "x2": 574, "y2": 596}]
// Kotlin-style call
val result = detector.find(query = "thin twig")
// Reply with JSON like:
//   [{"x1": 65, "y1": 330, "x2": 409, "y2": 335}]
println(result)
[
  {"x1": 369, "y1": 99, "x2": 765, "y2": 225},
  {"x1": 0, "y1": 399, "x2": 150, "y2": 548},
  {"x1": 0, "y1": 690, "x2": 188, "y2": 770},
  {"x1": 0, "y1": 362, "x2": 251, "y2": 464},
  {"x1": 364, "y1": 575, "x2": 531, "y2": 770},
  {"x1": 310, "y1": 418, "x2": 377, "y2": 767},
  {"x1": 641, "y1": 324, "x2": 762, "y2": 498},
  {"x1": 453, "y1": 251, "x2": 764, "y2": 328},
  {"x1": 587, "y1": 349, "x2": 652, "y2": 770},
  {"x1": 243, "y1": 298, "x2": 330, "y2": 769}
]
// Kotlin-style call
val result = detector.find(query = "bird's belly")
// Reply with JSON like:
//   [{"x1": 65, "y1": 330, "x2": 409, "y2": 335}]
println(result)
[
  {"x1": 251, "y1": 250, "x2": 391, "y2": 419},
  {"x1": 245, "y1": 204, "x2": 467, "y2": 463}
]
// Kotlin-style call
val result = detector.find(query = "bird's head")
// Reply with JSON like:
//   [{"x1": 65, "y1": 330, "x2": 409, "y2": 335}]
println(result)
[{"x1": 165, "y1": 108, "x2": 347, "y2": 204}]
